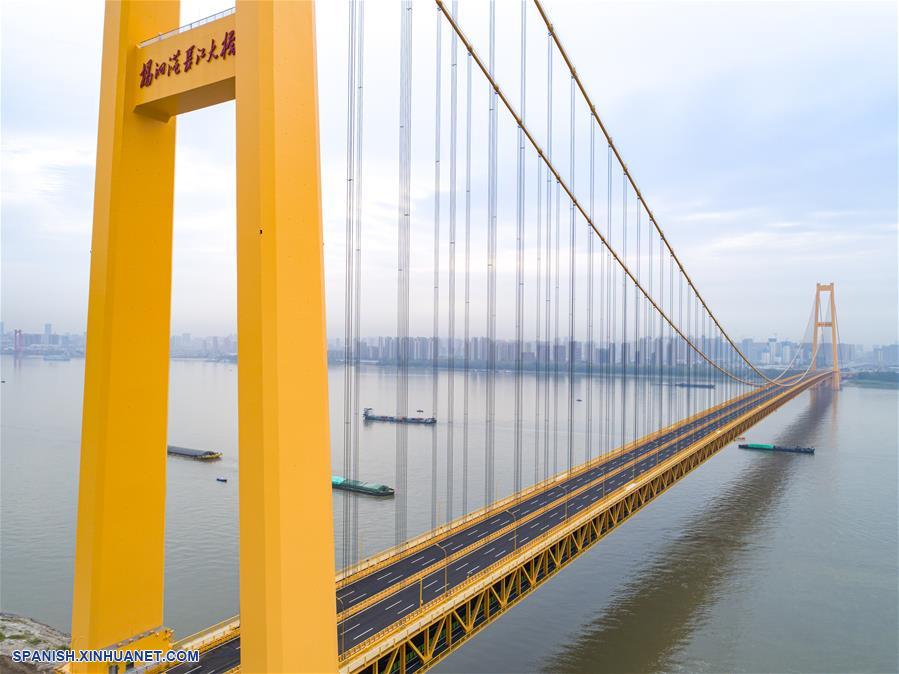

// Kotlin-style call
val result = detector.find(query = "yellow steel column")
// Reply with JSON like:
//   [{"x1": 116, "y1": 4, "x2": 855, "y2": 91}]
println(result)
[
  {"x1": 828, "y1": 285, "x2": 841, "y2": 389},
  {"x1": 71, "y1": 1, "x2": 178, "y2": 669},
  {"x1": 811, "y1": 285, "x2": 821, "y2": 372},
  {"x1": 235, "y1": 1, "x2": 338, "y2": 672}
]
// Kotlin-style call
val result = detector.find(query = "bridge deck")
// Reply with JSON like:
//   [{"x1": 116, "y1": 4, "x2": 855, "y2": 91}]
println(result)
[{"x1": 165, "y1": 375, "x2": 828, "y2": 674}]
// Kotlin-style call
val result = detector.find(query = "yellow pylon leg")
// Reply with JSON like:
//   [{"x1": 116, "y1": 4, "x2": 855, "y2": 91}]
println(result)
[
  {"x1": 236, "y1": 2, "x2": 338, "y2": 672},
  {"x1": 71, "y1": 2, "x2": 179, "y2": 671}
]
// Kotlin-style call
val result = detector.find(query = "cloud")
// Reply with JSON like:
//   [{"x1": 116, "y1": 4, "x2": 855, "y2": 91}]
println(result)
[{"x1": 1, "y1": 133, "x2": 95, "y2": 238}]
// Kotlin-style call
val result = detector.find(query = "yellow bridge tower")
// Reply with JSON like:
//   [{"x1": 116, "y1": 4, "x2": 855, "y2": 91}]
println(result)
[
  {"x1": 811, "y1": 282, "x2": 841, "y2": 389},
  {"x1": 71, "y1": 2, "x2": 337, "y2": 672}
]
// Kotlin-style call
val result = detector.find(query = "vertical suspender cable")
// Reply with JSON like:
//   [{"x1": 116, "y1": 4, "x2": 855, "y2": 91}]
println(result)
[
  {"x1": 535, "y1": 156, "x2": 543, "y2": 482},
  {"x1": 446, "y1": 0, "x2": 458, "y2": 522},
  {"x1": 621, "y1": 177, "x2": 628, "y2": 479},
  {"x1": 603, "y1": 146, "x2": 617, "y2": 494},
  {"x1": 632, "y1": 194, "x2": 639, "y2": 477},
  {"x1": 567, "y1": 73, "x2": 576, "y2": 472},
  {"x1": 351, "y1": 0, "x2": 365, "y2": 565},
  {"x1": 462, "y1": 42, "x2": 472, "y2": 516},
  {"x1": 634, "y1": 202, "x2": 640, "y2": 463},
  {"x1": 543, "y1": 30, "x2": 553, "y2": 480},
  {"x1": 396, "y1": 0, "x2": 412, "y2": 547},
  {"x1": 553, "y1": 112, "x2": 561, "y2": 474},
  {"x1": 514, "y1": 0, "x2": 526, "y2": 497},
  {"x1": 342, "y1": 0, "x2": 358, "y2": 571},
  {"x1": 657, "y1": 229, "x2": 663, "y2": 466},
  {"x1": 485, "y1": 0, "x2": 497, "y2": 507},
  {"x1": 587, "y1": 114, "x2": 595, "y2": 463},
  {"x1": 669, "y1": 254, "x2": 674, "y2": 427},
  {"x1": 431, "y1": 3, "x2": 442, "y2": 531}
]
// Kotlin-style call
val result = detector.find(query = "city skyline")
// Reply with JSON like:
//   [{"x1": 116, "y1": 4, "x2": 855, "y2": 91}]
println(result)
[{"x1": 4, "y1": 322, "x2": 893, "y2": 368}]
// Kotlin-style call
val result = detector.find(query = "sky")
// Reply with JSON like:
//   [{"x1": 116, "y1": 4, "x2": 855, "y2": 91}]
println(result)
[{"x1": 1, "y1": 0, "x2": 896, "y2": 347}]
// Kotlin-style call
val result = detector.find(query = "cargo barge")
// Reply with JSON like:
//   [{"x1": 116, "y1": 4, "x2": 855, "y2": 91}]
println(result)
[
  {"x1": 675, "y1": 382, "x2": 715, "y2": 389},
  {"x1": 332, "y1": 476, "x2": 395, "y2": 497},
  {"x1": 167, "y1": 445, "x2": 223, "y2": 461},
  {"x1": 363, "y1": 407, "x2": 436, "y2": 425},
  {"x1": 738, "y1": 443, "x2": 815, "y2": 455}
]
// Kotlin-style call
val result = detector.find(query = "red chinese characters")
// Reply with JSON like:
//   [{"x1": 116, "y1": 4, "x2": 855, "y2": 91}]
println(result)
[{"x1": 138, "y1": 30, "x2": 236, "y2": 89}]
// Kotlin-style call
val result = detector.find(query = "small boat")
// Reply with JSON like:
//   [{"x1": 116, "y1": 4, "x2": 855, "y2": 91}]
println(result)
[
  {"x1": 416, "y1": 409, "x2": 424, "y2": 413},
  {"x1": 576, "y1": 398, "x2": 583, "y2": 402},
  {"x1": 216, "y1": 477, "x2": 228, "y2": 483}
]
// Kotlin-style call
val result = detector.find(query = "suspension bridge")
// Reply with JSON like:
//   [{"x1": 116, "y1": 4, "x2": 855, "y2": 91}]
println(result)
[{"x1": 70, "y1": 1, "x2": 842, "y2": 673}]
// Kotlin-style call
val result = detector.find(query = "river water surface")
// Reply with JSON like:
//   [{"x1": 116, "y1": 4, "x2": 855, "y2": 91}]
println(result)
[{"x1": 1, "y1": 356, "x2": 896, "y2": 672}]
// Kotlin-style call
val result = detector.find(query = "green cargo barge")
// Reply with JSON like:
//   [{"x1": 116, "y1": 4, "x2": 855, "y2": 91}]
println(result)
[
  {"x1": 332, "y1": 476, "x2": 395, "y2": 497},
  {"x1": 738, "y1": 443, "x2": 815, "y2": 455}
]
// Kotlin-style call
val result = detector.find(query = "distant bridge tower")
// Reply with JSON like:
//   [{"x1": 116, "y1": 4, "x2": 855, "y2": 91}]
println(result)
[{"x1": 811, "y1": 283, "x2": 841, "y2": 389}]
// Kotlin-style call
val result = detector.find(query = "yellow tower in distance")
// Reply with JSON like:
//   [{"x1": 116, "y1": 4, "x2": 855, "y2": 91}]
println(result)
[
  {"x1": 811, "y1": 282, "x2": 841, "y2": 389},
  {"x1": 70, "y1": 2, "x2": 337, "y2": 672}
]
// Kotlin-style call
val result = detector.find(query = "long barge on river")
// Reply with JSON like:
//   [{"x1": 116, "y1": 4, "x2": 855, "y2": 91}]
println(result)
[
  {"x1": 362, "y1": 407, "x2": 436, "y2": 425},
  {"x1": 738, "y1": 442, "x2": 815, "y2": 455},
  {"x1": 167, "y1": 445, "x2": 222, "y2": 461},
  {"x1": 332, "y1": 476, "x2": 395, "y2": 497}
]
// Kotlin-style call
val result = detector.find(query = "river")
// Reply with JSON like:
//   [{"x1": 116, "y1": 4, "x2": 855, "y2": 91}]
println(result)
[{"x1": 1, "y1": 356, "x2": 895, "y2": 672}]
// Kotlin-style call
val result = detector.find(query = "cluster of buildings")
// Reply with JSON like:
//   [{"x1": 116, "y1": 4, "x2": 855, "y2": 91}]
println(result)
[
  {"x1": 2, "y1": 323, "x2": 895, "y2": 370},
  {"x1": 0, "y1": 323, "x2": 85, "y2": 358},
  {"x1": 0, "y1": 324, "x2": 236, "y2": 362},
  {"x1": 169, "y1": 333, "x2": 237, "y2": 360},
  {"x1": 326, "y1": 335, "x2": 891, "y2": 370}
]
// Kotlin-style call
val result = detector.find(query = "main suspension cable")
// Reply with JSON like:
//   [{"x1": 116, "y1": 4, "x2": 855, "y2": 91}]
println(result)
[
  {"x1": 433, "y1": 0, "x2": 793, "y2": 389},
  {"x1": 531, "y1": 0, "x2": 806, "y2": 386}
]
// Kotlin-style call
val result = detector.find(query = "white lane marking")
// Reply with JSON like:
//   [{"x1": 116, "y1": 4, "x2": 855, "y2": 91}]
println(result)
[
  {"x1": 402, "y1": 603, "x2": 416, "y2": 612},
  {"x1": 342, "y1": 589, "x2": 356, "y2": 597},
  {"x1": 345, "y1": 623, "x2": 361, "y2": 633},
  {"x1": 469, "y1": 565, "x2": 479, "y2": 572},
  {"x1": 376, "y1": 571, "x2": 393, "y2": 580},
  {"x1": 385, "y1": 599, "x2": 402, "y2": 610},
  {"x1": 410, "y1": 555, "x2": 426, "y2": 564},
  {"x1": 484, "y1": 546, "x2": 494, "y2": 554},
  {"x1": 183, "y1": 667, "x2": 202, "y2": 674},
  {"x1": 494, "y1": 551, "x2": 504, "y2": 558},
  {"x1": 456, "y1": 562, "x2": 469, "y2": 570},
  {"x1": 423, "y1": 579, "x2": 438, "y2": 589},
  {"x1": 357, "y1": 627, "x2": 373, "y2": 638}
]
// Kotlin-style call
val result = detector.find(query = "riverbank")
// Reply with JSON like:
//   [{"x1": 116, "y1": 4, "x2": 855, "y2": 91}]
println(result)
[{"x1": 0, "y1": 613, "x2": 69, "y2": 673}]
